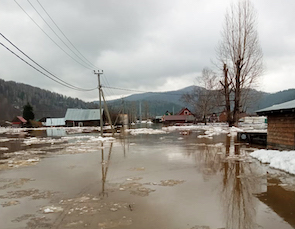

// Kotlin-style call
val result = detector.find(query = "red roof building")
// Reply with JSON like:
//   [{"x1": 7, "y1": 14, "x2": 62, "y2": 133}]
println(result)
[
  {"x1": 11, "y1": 116, "x2": 27, "y2": 127},
  {"x1": 162, "y1": 108, "x2": 195, "y2": 125}
]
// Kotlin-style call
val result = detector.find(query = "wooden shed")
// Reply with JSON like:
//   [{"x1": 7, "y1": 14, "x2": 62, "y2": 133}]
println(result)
[
  {"x1": 11, "y1": 116, "x2": 27, "y2": 127},
  {"x1": 256, "y1": 99, "x2": 295, "y2": 150},
  {"x1": 64, "y1": 108, "x2": 103, "y2": 127}
]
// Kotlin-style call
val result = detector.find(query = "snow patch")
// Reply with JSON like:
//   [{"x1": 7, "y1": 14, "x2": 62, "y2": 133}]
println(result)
[
  {"x1": 41, "y1": 206, "x2": 64, "y2": 213},
  {"x1": 125, "y1": 128, "x2": 166, "y2": 135},
  {"x1": 250, "y1": 149, "x2": 295, "y2": 175}
]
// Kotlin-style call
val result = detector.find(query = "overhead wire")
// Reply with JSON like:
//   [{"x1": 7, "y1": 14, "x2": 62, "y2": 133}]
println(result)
[
  {"x1": 14, "y1": 0, "x2": 93, "y2": 70},
  {"x1": 27, "y1": 0, "x2": 95, "y2": 70},
  {"x1": 28, "y1": 1, "x2": 114, "y2": 96},
  {"x1": 0, "y1": 42, "x2": 82, "y2": 90},
  {"x1": 100, "y1": 72, "x2": 117, "y2": 99},
  {"x1": 102, "y1": 85, "x2": 184, "y2": 96},
  {"x1": 10, "y1": 1, "x2": 184, "y2": 98},
  {"x1": 36, "y1": 0, "x2": 99, "y2": 70},
  {"x1": 0, "y1": 34, "x2": 98, "y2": 91}
]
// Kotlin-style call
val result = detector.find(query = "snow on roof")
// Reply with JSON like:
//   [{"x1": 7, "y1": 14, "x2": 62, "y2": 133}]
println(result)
[
  {"x1": 256, "y1": 99, "x2": 295, "y2": 114},
  {"x1": 45, "y1": 118, "x2": 65, "y2": 126},
  {"x1": 64, "y1": 108, "x2": 102, "y2": 121}
]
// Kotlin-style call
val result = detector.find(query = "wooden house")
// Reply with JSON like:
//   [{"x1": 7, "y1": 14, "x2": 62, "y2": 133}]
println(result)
[
  {"x1": 256, "y1": 99, "x2": 295, "y2": 150},
  {"x1": 11, "y1": 116, "x2": 27, "y2": 127},
  {"x1": 219, "y1": 111, "x2": 227, "y2": 122},
  {"x1": 64, "y1": 108, "x2": 103, "y2": 127},
  {"x1": 162, "y1": 108, "x2": 195, "y2": 125}
]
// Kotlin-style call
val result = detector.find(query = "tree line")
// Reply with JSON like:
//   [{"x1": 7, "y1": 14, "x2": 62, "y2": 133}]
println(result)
[{"x1": 0, "y1": 78, "x2": 97, "y2": 121}]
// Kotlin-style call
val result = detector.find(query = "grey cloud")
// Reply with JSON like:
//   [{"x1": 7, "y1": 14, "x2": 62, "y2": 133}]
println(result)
[{"x1": 0, "y1": 0, "x2": 294, "y2": 101}]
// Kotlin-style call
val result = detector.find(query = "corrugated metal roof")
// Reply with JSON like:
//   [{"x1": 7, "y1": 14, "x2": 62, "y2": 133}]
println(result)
[
  {"x1": 45, "y1": 118, "x2": 65, "y2": 126},
  {"x1": 64, "y1": 109, "x2": 102, "y2": 121},
  {"x1": 256, "y1": 99, "x2": 295, "y2": 113}
]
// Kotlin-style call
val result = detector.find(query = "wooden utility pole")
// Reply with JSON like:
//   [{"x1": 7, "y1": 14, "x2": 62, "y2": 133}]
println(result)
[
  {"x1": 101, "y1": 89, "x2": 114, "y2": 136},
  {"x1": 94, "y1": 70, "x2": 103, "y2": 137}
]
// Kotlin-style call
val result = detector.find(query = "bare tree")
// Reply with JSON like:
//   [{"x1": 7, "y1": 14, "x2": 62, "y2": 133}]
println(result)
[
  {"x1": 217, "y1": 0, "x2": 263, "y2": 126},
  {"x1": 182, "y1": 68, "x2": 220, "y2": 124}
]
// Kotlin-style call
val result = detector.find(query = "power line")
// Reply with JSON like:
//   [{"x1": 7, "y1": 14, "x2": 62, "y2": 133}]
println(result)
[
  {"x1": 0, "y1": 37, "x2": 97, "y2": 91},
  {"x1": 0, "y1": 33, "x2": 97, "y2": 91},
  {"x1": 27, "y1": 0, "x2": 95, "y2": 69},
  {"x1": 14, "y1": 0, "x2": 93, "y2": 70},
  {"x1": 101, "y1": 73, "x2": 116, "y2": 98},
  {"x1": 102, "y1": 85, "x2": 184, "y2": 96},
  {"x1": 36, "y1": 0, "x2": 99, "y2": 69}
]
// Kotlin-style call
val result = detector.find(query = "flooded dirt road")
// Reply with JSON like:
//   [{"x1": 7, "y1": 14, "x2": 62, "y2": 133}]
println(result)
[{"x1": 0, "y1": 126, "x2": 294, "y2": 229}]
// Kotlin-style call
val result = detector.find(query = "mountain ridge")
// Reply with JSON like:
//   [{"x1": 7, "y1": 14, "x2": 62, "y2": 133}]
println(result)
[
  {"x1": 0, "y1": 78, "x2": 97, "y2": 121},
  {"x1": 1, "y1": 78, "x2": 295, "y2": 121}
]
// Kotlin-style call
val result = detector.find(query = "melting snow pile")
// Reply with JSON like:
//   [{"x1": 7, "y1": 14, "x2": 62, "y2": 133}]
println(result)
[
  {"x1": 250, "y1": 149, "x2": 295, "y2": 175},
  {"x1": 41, "y1": 206, "x2": 64, "y2": 213},
  {"x1": 125, "y1": 128, "x2": 167, "y2": 135},
  {"x1": 163, "y1": 124, "x2": 244, "y2": 138}
]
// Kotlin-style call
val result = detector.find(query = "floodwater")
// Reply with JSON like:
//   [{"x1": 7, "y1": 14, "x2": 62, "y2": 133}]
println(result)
[{"x1": 0, "y1": 126, "x2": 294, "y2": 229}]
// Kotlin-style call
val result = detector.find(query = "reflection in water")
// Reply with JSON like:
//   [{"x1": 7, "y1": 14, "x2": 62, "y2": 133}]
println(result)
[
  {"x1": 100, "y1": 142, "x2": 113, "y2": 197},
  {"x1": 46, "y1": 129, "x2": 66, "y2": 137},
  {"x1": 187, "y1": 135, "x2": 266, "y2": 229},
  {"x1": 221, "y1": 136, "x2": 259, "y2": 229},
  {"x1": 118, "y1": 130, "x2": 130, "y2": 158},
  {"x1": 256, "y1": 178, "x2": 295, "y2": 228},
  {"x1": 99, "y1": 129, "x2": 130, "y2": 196}
]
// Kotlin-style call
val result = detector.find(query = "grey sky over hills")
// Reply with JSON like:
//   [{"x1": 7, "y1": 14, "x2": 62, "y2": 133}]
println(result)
[{"x1": 1, "y1": 0, "x2": 294, "y2": 101}]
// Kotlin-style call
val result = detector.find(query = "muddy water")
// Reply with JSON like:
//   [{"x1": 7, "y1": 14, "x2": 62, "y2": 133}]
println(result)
[{"x1": 0, "y1": 128, "x2": 294, "y2": 229}]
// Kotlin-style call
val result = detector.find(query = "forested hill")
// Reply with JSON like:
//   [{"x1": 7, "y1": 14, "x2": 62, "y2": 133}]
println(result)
[
  {"x1": 1, "y1": 77, "x2": 295, "y2": 122},
  {"x1": 0, "y1": 79, "x2": 97, "y2": 121}
]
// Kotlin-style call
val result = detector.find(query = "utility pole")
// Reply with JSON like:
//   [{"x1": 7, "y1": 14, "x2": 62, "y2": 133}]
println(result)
[
  {"x1": 94, "y1": 70, "x2": 103, "y2": 137},
  {"x1": 139, "y1": 101, "x2": 142, "y2": 123}
]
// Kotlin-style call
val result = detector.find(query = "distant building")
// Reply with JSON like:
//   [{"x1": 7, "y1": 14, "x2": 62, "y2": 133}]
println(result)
[
  {"x1": 219, "y1": 111, "x2": 227, "y2": 122},
  {"x1": 11, "y1": 116, "x2": 27, "y2": 127},
  {"x1": 162, "y1": 108, "x2": 195, "y2": 125},
  {"x1": 219, "y1": 111, "x2": 247, "y2": 123},
  {"x1": 64, "y1": 108, "x2": 103, "y2": 127},
  {"x1": 153, "y1": 116, "x2": 163, "y2": 123},
  {"x1": 45, "y1": 118, "x2": 65, "y2": 127},
  {"x1": 256, "y1": 99, "x2": 295, "y2": 150},
  {"x1": 207, "y1": 113, "x2": 218, "y2": 123}
]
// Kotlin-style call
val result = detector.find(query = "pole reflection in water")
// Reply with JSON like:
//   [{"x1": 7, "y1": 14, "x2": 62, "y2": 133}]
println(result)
[
  {"x1": 119, "y1": 131, "x2": 130, "y2": 158},
  {"x1": 221, "y1": 136, "x2": 259, "y2": 229},
  {"x1": 100, "y1": 141, "x2": 113, "y2": 197}
]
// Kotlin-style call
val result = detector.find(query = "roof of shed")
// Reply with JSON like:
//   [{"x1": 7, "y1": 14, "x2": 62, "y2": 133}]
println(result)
[
  {"x1": 256, "y1": 99, "x2": 295, "y2": 114},
  {"x1": 64, "y1": 109, "x2": 102, "y2": 121}
]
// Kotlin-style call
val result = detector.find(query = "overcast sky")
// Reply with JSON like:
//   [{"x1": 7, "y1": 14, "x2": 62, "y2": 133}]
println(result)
[{"x1": 1, "y1": 0, "x2": 294, "y2": 101}]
